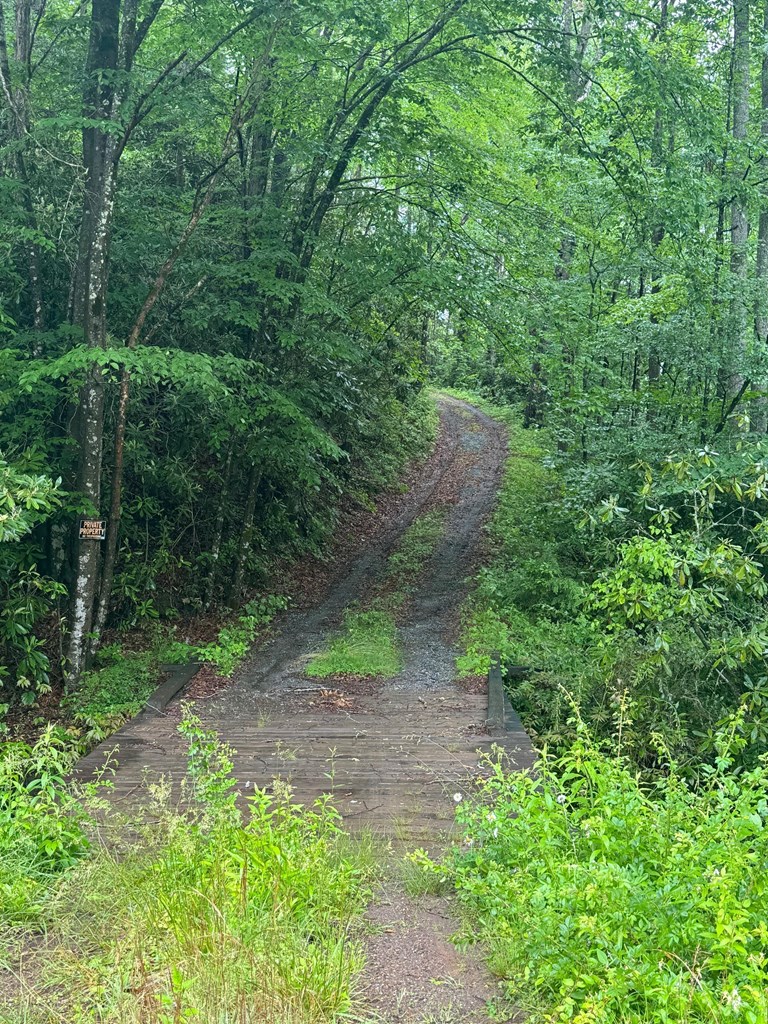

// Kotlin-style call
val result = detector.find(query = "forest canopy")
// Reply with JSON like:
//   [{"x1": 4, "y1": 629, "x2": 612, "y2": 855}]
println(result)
[{"x1": 1, "y1": 0, "x2": 768, "y2": 750}]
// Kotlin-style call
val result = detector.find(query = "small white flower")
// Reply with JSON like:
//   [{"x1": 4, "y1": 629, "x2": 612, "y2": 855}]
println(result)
[
  {"x1": 453, "y1": 792, "x2": 462, "y2": 803},
  {"x1": 556, "y1": 794, "x2": 567, "y2": 805},
  {"x1": 722, "y1": 988, "x2": 743, "y2": 1011},
  {"x1": 492, "y1": 828, "x2": 498, "y2": 838},
  {"x1": 486, "y1": 811, "x2": 496, "y2": 822}
]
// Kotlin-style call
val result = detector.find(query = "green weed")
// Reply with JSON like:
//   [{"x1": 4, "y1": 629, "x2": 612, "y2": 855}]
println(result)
[
  {"x1": 306, "y1": 609, "x2": 401, "y2": 678},
  {"x1": 400, "y1": 850, "x2": 451, "y2": 897},
  {"x1": 0, "y1": 716, "x2": 378, "y2": 1023},
  {"x1": 386, "y1": 509, "x2": 445, "y2": 582},
  {"x1": 427, "y1": 713, "x2": 768, "y2": 1023},
  {"x1": 195, "y1": 594, "x2": 288, "y2": 676},
  {"x1": 63, "y1": 625, "x2": 195, "y2": 745},
  {"x1": 0, "y1": 728, "x2": 91, "y2": 926}
]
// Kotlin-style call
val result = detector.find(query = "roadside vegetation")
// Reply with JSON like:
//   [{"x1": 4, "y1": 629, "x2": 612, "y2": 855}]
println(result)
[
  {"x1": 1, "y1": 715, "x2": 376, "y2": 1023},
  {"x1": 418, "y1": 722, "x2": 768, "y2": 1023},
  {"x1": 428, "y1": 386, "x2": 768, "y2": 1021},
  {"x1": 447, "y1": 391, "x2": 593, "y2": 749}
]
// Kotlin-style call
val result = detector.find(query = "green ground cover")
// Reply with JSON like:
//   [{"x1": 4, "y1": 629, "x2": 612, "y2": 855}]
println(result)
[
  {"x1": 0, "y1": 714, "x2": 377, "y2": 1024},
  {"x1": 305, "y1": 507, "x2": 446, "y2": 679}
]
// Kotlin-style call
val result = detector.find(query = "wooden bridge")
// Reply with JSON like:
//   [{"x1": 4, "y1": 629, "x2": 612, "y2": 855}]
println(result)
[
  {"x1": 77, "y1": 398, "x2": 538, "y2": 844},
  {"x1": 76, "y1": 674, "x2": 535, "y2": 844}
]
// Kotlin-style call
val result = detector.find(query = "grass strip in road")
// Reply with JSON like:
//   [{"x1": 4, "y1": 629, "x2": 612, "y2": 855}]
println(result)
[
  {"x1": 306, "y1": 609, "x2": 402, "y2": 679},
  {"x1": 306, "y1": 508, "x2": 446, "y2": 678},
  {"x1": 386, "y1": 507, "x2": 445, "y2": 582}
]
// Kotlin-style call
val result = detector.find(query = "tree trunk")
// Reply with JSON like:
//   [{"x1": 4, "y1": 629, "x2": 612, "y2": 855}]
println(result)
[
  {"x1": 205, "y1": 447, "x2": 234, "y2": 609},
  {"x1": 755, "y1": 0, "x2": 768, "y2": 343},
  {"x1": 729, "y1": 0, "x2": 750, "y2": 401},
  {"x1": 229, "y1": 465, "x2": 262, "y2": 607},
  {"x1": 647, "y1": 0, "x2": 670, "y2": 389},
  {"x1": 65, "y1": 0, "x2": 121, "y2": 683},
  {"x1": 0, "y1": 0, "x2": 44, "y2": 333},
  {"x1": 754, "y1": 0, "x2": 768, "y2": 430}
]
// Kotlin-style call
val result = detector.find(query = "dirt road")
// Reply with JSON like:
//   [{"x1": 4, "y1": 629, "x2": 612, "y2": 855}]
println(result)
[{"x1": 78, "y1": 396, "x2": 534, "y2": 828}]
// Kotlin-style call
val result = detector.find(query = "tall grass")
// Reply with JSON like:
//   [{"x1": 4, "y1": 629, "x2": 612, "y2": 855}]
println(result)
[{"x1": 1, "y1": 716, "x2": 377, "y2": 1023}]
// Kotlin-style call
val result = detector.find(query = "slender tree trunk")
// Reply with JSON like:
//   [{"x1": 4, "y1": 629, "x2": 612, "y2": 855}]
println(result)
[
  {"x1": 648, "y1": 0, "x2": 670, "y2": 388},
  {"x1": 0, "y1": 0, "x2": 44, "y2": 333},
  {"x1": 754, "y1": 0, "x2": 768, "y2": 430},
  {"x1": 729, "y1": 0, "x2": 750, "y2": 402},
  {"x1": 757, "y1": 0, "x2": 768, "y2": 344},
  {"x1": 65, "y1": 0, "x2": 121, "y2": 682},
  {"x1": 229, "y1": 465, "x2": 262, "y2": 607},
  {"x1": 205, "y1": 447, "x2": 234, "y2": 609}
]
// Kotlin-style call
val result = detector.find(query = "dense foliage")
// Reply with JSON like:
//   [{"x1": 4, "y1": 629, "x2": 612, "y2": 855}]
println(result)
[
  {"x1": 1, "y1": 0, "x2": 464, "y2": 705},
  {"x1": 3, "y1": 0, "x2": 768, "y2": 736},
  {"x1": 422, "y1": 721, "x2": 768, "y2": 1023},
  {"x1": 0, "y1": 728, "x2": 90, "y2": 924}
]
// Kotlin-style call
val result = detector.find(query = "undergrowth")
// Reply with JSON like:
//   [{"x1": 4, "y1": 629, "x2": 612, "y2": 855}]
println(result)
[
  {"x1": 195, "y1": 594, "x2": 288, "y2": 676},
  {"x1": 0, "y1": 729, "x2": 92, "y2": 927},
  {"x1": 1, "y1": 713, "x2": 376, "y2": 1023},
  {"x1": 62, "y1": 626, "x2": 193, "y2": 746},
  {"x1": 416, "y1": 712, "x2": 768, "y2": 1024},
  {"x1": 450, "y1": 392, "x2": 595, "y2": 748},
  {"x1": 61, "y1": 596, "x2": 288, "y2": 750}
]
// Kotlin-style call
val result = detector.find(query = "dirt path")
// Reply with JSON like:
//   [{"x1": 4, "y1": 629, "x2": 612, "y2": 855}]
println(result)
[
  {"x1": 77, "y1": 396, "x2": 534, "y2": 1023},
  {"x1": 203, "y1": 393, "x2": 510, "y2": 698},
  {"x1": 358, "y1": 884, "x2": 522, "y2": 1024},
  {"x1": 78, "y1": 397, "x2": 535, "y2": 804}
]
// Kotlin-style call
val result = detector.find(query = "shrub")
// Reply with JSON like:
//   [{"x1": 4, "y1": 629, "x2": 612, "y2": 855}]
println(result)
[
  {"x1": 428, "y1": 716, "x2": 768, "y2": 1023},
  {"x1": 0, "y1": 728, "x2": 90, "y2": 924},
  {"x1": 195, "y1": 594, "x2": 288, "y2": 676},
  {"x1": 350, "y1": 388, "x2": 439, "y2": 492},
  {"x1": 0, "y1": 457, "x2": 64, "y2": 722}
]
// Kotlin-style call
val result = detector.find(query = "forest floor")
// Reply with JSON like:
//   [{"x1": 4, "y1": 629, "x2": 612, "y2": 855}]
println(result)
[{"x1": 74, "y1": 396, "x2": 533, "y2": 1023}]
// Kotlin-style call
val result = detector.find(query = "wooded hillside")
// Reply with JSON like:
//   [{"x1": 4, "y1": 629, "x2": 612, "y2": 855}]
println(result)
[{"x1": 2, "y1": 0, "x2": 765, "y2": 690}]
